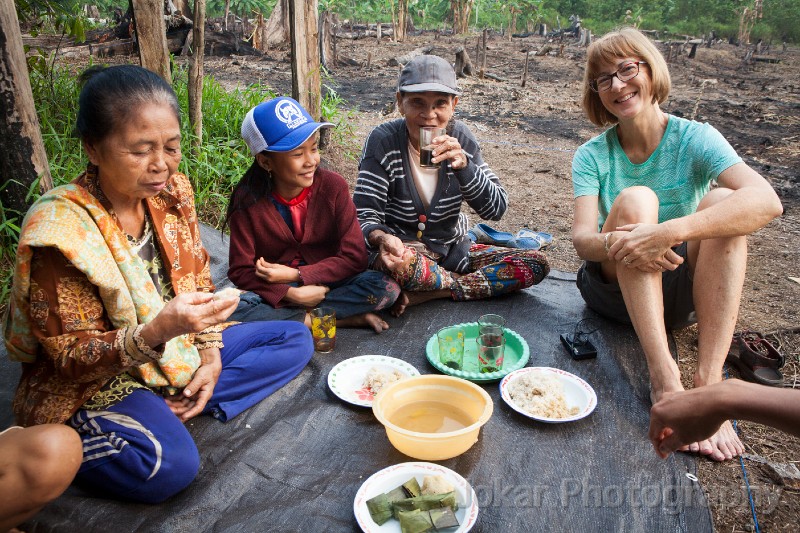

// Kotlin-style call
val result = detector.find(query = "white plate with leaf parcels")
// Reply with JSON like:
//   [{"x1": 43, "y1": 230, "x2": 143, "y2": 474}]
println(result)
[
  {"x1": 353, "y1": 461, "x2": 479, "y2": 533},
  {"x1": 327, "y1": 355, "x2": 420, "y2": 407}
]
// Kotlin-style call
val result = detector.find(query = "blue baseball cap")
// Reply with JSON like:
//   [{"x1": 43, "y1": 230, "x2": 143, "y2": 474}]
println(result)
[{"x1": 241, "y1": 97, "x2": 334, "y2": 154}]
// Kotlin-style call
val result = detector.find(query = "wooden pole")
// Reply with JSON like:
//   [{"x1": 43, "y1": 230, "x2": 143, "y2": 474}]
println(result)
[
  {"x1": 521, "y1": 51, "x2": 529, "y2": 87},
  {"x1": 0, "y1": 0, "x2": 53, "y2": 216},
  {"x1": 479, "y1": 28, "x2": 487, "y2": 79},
  {"x1": 188, "y1": 0, "x2": 206, "y2": 151},
  {"x1": 289, "y1": 0, "x2": 321, "y2": 120},
  {"x1": 131, "y1": 0, "x2": 172, "y2": 82}
]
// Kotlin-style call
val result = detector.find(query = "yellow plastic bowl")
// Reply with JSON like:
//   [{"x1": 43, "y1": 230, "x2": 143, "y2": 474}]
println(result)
[{"x1": 372, "y1": 375, "x2": 493, "y2": 460}]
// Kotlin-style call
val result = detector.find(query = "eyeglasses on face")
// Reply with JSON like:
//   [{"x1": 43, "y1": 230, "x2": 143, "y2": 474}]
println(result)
[{"x1": 589, "y1": 61, "x2": 648, "y2": 92}]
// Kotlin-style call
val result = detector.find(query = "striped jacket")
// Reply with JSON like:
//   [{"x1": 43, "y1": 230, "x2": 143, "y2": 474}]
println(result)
[{"x1": 354, "y1": 119, "x2": 507, "y2": 272}]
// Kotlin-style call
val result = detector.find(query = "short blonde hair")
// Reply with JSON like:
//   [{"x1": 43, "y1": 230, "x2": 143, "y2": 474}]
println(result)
[{"x1": 582, "y1": 27, "x2": 671, "y2": 127}]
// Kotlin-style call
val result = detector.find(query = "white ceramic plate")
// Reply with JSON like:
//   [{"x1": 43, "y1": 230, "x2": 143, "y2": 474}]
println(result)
[
  {"x1": 328, "y1": 355, "x2": 420, "y2": 408},
  {"x1": 353, "y1": 462, "x2": 479, "y2": 533},
  {"x1": 499, "y1": 367, "x2": 597, "y2": 423}
]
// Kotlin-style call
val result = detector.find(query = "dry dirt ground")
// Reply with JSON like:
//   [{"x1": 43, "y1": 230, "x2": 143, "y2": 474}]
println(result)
[{"x1": 200, "y1": 30, "x2": 799, "y2": 531}]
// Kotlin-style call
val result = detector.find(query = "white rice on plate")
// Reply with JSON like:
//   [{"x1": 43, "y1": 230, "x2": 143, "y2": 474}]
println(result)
[
  {"x1": 507, "y1": 372, "x2": 579, "y2": 419},
  {"x1": 362, "y1": 367, "x2": 404, "y2": 394}
]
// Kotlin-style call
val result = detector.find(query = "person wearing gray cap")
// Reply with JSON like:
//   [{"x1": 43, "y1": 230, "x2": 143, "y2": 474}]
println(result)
[{"x1": 354, "y1": 55, "x2": 550, "y2": 316}]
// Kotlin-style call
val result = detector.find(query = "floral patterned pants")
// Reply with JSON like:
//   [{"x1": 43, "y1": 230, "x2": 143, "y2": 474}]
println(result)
[{"x1": 385, "y1": 243, "x2": 550, "y2": 301}]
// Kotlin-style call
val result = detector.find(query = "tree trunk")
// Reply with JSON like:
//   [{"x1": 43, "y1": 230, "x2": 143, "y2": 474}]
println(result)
[
  {"x1": 264, "y1": 0, "x2": 290, "y2": 47},
  {"x1": 387, "y1": 0, "x2": 396, "y2": 41},
  {"x1": 188, "y1": 0, "x2": 205, "y2": 151},
  {"x1": 289, "y1": 0, "x2": 321, "y2": 120},
  {"x1": 223, "y1": 0, "x2": 230, "y2": 31},
  {"x1": 395, "y1": 0, "x2": 408, "y2": 42},
  {"x1": 131, "y1": 0, "x2": 172, "y2": 82},
  {"x1": 0, "y1": 0, "x2": 53, "y2": 215},
  {"x1": 174, "y1": 0, "x2": 193, "y2": 20},
  {"x1": 451, "y1": 0, "x2": 473, "y2": 35},
  {"x1": 319, "y1": 11, "x2": 334, "y2": 71},
  {"x1": 252, "y1": 13, "x2": 266, "y2": 51}
]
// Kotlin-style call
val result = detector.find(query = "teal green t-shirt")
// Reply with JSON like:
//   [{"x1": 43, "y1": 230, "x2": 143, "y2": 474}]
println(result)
[{"x1": 572, "y1": 115, "x2": 742, "y2": 231}]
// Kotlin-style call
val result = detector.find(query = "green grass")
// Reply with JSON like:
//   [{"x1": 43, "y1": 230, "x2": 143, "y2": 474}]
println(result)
[{"x1": 0, "y1": 62, "x2": 358, "y2": 310}]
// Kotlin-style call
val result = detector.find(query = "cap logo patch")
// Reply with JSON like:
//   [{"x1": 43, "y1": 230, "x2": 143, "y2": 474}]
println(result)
[{"x1": 275, "y1": 99, "x2": 307, "y2": 129}]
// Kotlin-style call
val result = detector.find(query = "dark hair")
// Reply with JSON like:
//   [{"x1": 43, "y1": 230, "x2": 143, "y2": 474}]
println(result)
[
  {"x1": 222, "y1": 152, "x2": 331, "y2": 234},
  {"x1": 222, "y1": 157, "x2": 274, "y2": 234},
  {"x1": 76, "y1": 65, "x2": 180, "y2": 143}
]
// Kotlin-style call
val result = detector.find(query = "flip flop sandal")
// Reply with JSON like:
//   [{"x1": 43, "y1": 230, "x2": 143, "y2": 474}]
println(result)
[
  {"x1": 726, "y1": 331, "x2": 784, "y2": 387},
  {"x1": 515, "y1": 229, "x2": 553, "y2": 250},
  {"x1": 469, "y1": 223, "x2": 514, "y2": 245},
  {"x1": 508, "y1": 229, "x2": 553, "y2": 250}
]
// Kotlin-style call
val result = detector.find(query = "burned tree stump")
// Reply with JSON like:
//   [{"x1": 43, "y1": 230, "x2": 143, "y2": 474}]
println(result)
[
  {"x1": 387, "y1": 45, "x2": 433, "y2": 67},
  {"x1": 454, "y1": 46, "x2": 474, "y2": 77}
]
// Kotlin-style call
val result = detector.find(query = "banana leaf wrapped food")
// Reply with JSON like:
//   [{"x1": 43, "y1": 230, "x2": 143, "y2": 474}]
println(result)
[
  {"x1": 429, "y1": 507, "x2": 460, "y2": 529},
  {"x1": 392, "y1": 492, "x2": 458, "y2": 519},
  {"x1": 365, "y1": 476, "x2": 460, "y2": 530},
  {"x1": 397, "y1": 509, "x2": 434, "y2": 533},
  {"x1": 366, "y1": 484, "x2": 414, "y2": 525}
]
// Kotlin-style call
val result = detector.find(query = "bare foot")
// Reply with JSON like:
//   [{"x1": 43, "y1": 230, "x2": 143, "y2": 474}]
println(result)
[
  {"x1": 694, "y1": 420, "x2": 744, "y2": 461},
  {"x1": 337, "y1": 313, "x2": 390, "y2": 333},
  {"x1": 390, "y1": 290, "x2": 450, "y2": 317},
  {"x1": 651, "y1": 386, "x2": 744, "y2": 461}
]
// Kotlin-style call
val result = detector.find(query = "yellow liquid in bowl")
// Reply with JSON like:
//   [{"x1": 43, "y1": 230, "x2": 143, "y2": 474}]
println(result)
[{"x1": 388, "y1": 401, "x2": 474, "y2": 433}]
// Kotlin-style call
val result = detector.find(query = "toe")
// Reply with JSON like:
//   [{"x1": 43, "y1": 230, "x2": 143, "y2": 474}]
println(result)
[{"x1": 698, "y1": 440, "x2": 714, "y2": 456}]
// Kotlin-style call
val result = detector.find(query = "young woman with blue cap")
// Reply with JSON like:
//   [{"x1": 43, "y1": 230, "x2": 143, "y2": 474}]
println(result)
[{"x1": 226, "y1": 97, "x2": 399, "y2": 332}]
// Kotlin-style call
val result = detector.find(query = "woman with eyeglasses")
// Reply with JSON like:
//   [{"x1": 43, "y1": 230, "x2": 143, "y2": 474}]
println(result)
[{"x1": 570, "y1": 28, "x2": 782, "y2": 462}]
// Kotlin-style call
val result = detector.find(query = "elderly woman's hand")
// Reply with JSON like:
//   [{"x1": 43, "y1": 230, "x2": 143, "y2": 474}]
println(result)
[
  {"x1": 164, "y1": 347, "x2": 222, "y2": 422},
  {"x1": 375, "y1": 233, "x2": 410, "y2": 272},
  {"x1": 610, "y1": 223, "x2": 683, "y2": 271},
  {"x1": 140, "y1": 292, "x2": 239, "y2": 349},
  {"x1": 431, "y1": 133, "x2": 468, "y2": 170}
]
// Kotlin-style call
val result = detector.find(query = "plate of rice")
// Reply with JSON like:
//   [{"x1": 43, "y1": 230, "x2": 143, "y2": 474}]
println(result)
[
  {"x1": 499, "y1": 367, "x2": 597, "y2": 423},
  {"x1": 328, "y1": 355, "x2": 421, "y2": 408}
]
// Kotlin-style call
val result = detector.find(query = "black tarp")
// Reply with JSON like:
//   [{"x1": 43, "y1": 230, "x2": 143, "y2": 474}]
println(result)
[{"x1": 0, "y1": 226, "x2": 713, "y2": 532}]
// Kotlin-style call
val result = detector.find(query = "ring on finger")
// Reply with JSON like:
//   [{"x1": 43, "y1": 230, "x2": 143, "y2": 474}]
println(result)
[{"x1": 623, "y1": 256, "x2": 632, "y2": 265}]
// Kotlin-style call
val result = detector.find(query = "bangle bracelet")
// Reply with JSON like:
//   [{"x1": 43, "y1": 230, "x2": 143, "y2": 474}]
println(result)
[{"x1": 603, "y1": 232, "x2": 612, "y2": 253}]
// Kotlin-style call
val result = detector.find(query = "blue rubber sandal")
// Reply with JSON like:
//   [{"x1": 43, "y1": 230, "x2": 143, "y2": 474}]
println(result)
[
  {"x1": 469, "y1": 223, "x2": 514, "y2": 245},
  {"x1": 510, "y1": 229, "x2": 553, "y2": 250}
]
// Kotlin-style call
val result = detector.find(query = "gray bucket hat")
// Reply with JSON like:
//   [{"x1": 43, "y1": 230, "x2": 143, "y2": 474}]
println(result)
[{"x1": 397, "y1": 55, "x2": 461, "y2": 95}]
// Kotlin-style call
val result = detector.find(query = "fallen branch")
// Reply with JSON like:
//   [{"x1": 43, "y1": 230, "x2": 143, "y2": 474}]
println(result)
[{"x1": 484, "y1": 72, "x2": 506, "y2": 82}]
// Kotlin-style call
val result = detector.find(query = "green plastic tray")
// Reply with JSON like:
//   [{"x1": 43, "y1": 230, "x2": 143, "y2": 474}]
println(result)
[{"x1": 425, "y1": 322, "x2": 530, "y2": 382}]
